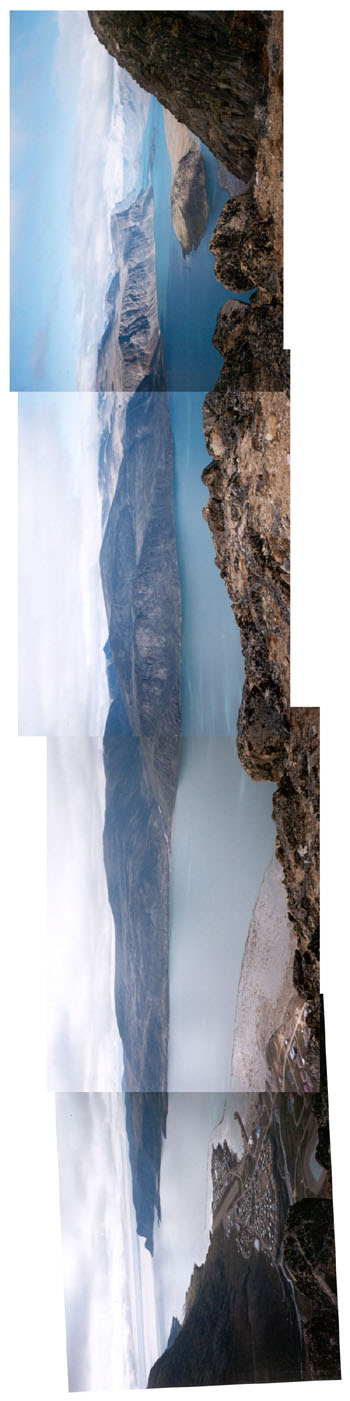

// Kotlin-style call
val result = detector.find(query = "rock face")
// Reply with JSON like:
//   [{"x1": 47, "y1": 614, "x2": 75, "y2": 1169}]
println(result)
[
  {"x1": 163, "y1": 111, "x2": 209, "y2": 256},
  {"x1": 124, "y1": 1092, "x2": 168, "y2": 1253},
  {"x1": 202, "y1": 385, "x2": 290, "y2": 779},
  {"x1": 89, "y1": 10, "x2": 270, "y2": 181},
  {"x1": 96, "y1": 185, "x2": 163, "y2": 393},
  {"x1": 202, "y1": 373, "x2": 319, "y2": 1024},
  {"x1": 170, "y1": 146, "x2": 208, "y2": 257}
]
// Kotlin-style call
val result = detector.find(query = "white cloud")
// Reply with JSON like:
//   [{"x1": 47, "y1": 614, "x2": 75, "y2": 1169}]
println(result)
[
  {"x1": 47, "y1": 739, "x2": 123, "y2": 1092},
  {"x1": 56, "y1": 13, "x2": 124, "y2": 389},
  {"x1": 18, "y1": 392, "x2": 109, "y2": 736},
  {"x1": 56, "y1": 13, "x2": 149, "y2": 388},
  {"x1": 56, "y1": 1094, "x2": 142, "y2": 1389}
]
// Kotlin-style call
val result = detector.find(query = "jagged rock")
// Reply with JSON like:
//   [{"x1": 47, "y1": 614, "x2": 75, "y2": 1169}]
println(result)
[
  {"x1": 202, "y1": 386, "x2": 290, "y2": 767},
  {"x1": 273, "y1": 708, "x2": 320, "y2": 1008},
  {"x1": 212, "y1": 294, "x2": 289, "y2": 391},
  {"x1": 89, "y1": 10, "x2": 270, "y2": 181},
  {"x1": 210, "y1": 185, "x2": 278, "y2": 296}
]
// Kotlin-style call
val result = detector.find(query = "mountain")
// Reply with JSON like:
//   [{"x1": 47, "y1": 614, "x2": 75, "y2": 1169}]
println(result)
[
  {"x1": 96, "y1": 184, "x2": 163, "y2": 393},
  {"x1": 148, "y1": 1086, "x2": 340, "y2": 1385},
  {"x1": 149, "y1": 1226, "x2": 302, "y2": 1387},
  {"x1": 165, "y1": 1317, "x2": 181, "y2": 1351},
  {"x1": 95, "y1": 163, "x2": 181, "y2": 1254},
  {"x1": 103, "y1": 734, "x2": 179, "y2": 1094},
  {"x1": 124, "y1": 1092, "x2": 168, "y2": 1254},
  {"x1": 100, "y1": 382, "x2": 181, "y2": 738}
]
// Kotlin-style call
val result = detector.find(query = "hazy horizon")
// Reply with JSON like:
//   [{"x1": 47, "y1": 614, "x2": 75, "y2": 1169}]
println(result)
[
  {"x1": 19, "y1": 393, "x2": 109, "y2": 736},
  {"x1": 11, "y1": 10, "x2": 148, "y2": 389}
]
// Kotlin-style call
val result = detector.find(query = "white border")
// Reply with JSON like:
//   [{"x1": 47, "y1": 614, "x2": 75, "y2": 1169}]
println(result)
[{"x1": 1, "y1": 3, "x2": 348, "y2": 1396}]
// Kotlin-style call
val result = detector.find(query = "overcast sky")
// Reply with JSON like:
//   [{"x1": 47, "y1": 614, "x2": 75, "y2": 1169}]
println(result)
[
  {"x1": 47, "y1": 739, "x2": 122, "y2": 1092},
  {"x1": 19, "y1": 392, "x2": 109, "y2": 736},
  {"x1": 55, "y1": 1094, "x2": 145, "y2": 1389},
  {"x1": 56, "y1": 1091, "x2": 249, "y2": 1389}
]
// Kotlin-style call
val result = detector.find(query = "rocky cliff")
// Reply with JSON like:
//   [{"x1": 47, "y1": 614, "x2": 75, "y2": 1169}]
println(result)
[{"x1": 89, "y1": 11, "x2": 270, "y2": 182}]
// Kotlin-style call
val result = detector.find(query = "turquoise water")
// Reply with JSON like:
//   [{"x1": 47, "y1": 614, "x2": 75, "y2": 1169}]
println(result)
[
  {"x1": 139, "y1": 99, "x2": 276, "y2": 1089},
  {"x1": 141, "y1": 95, "x2": 251, "y2": 391},
  {"x1": 141, "y1": 97, "x2": 248, "y2": 735}
]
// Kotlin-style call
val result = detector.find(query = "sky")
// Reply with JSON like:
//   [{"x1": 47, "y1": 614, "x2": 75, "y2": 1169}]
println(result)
[
  {"x1": 55, "y1": 1093, "x2": 143, "y2": 1389},
  {"x1": 47, "y1": 738, "x2": 123, "y2": 1091},
  {"x1": 10, "y1": 11, "x2": 147, "y2": 390},
  {"x1": 55, "y1": 1091, "x2": 248, "y2": 1390},
  {"x1": 18, "y1": 392, "x2": 109, "y2": 735}
]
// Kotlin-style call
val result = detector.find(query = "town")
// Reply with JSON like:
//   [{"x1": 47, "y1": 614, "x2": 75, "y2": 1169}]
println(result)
[
  {"x1": 211, "y1": 1103, "x2": 278, "y2": 1261},
  {"x1": 267, "y1": 999, "x2": 317, "y2": 1092}
]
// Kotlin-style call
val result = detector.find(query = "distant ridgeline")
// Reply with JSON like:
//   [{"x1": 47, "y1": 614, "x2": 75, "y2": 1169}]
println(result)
[
  {"x1": 124, "y1": 1093, "x2": 168, "y2": 1254},
  {"x1": 96, "y1": 181, "x2": 181, "y2": 1253}
]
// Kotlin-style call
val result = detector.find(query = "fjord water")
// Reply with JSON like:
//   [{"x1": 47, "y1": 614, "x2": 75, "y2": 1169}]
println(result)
[
  {"x1": 141, "y1": 95, "x2": 251, "y2": 391},
  {"x1": 143, "y1": 102, "x2": 276, "y2": 1086},
  {"x1": 168, "y1": 741, "x2": 275, "y2": 1090}
]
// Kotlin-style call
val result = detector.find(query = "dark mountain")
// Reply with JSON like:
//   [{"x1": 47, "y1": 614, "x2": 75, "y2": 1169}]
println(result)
[
  {"x1": 96, "y1": 171, "x2": 181, "y2": 1255},
  {"x1": 148, "y1": 1221, "x2": 302, "y2": 1387},
  {"x1": 148, "y1": 1084, "x2": 340, "y2": 1386},
  {"x1": 124, "y1": 1092, "x2": 168, "y2": 1254},
  {"x1": 100, "y1": 381, "x2": 181, "y2": 739},
  {"x1": 166, "y1": 1317, "x2": 181, "y2": 1351},
  {"x1": 103, "y1": 734, "x2": 179, "y2": 1093}
]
